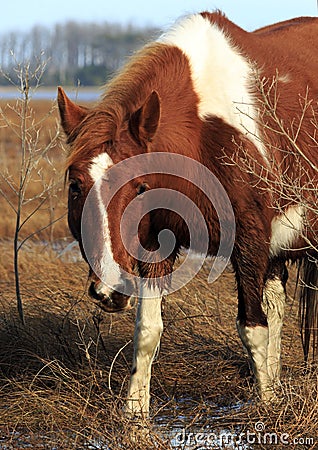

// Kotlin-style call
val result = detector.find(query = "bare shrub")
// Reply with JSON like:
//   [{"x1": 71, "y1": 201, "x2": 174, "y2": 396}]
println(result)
[{"x1": 0, "y1": 56, "x2": 65, "y2": 323}]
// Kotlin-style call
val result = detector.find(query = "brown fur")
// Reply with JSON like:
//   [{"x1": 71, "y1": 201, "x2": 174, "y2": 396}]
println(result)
[{"x1": 58, "y1": 11, "x2": 318, "y2": 356}]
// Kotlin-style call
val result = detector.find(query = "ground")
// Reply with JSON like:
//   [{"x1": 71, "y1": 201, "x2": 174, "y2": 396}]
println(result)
[{"x1": 0, "y1": 241, "x2": 317, "y2": 449}]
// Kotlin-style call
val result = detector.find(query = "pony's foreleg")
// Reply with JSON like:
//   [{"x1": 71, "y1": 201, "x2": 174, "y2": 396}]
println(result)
[
  {"x1": 236, "y1": 319, "x2": 272, "y2": 401},
  {"x1": 262, "y1": 262, "x2": 287, "y2": 385},
  {"x1": 126, "y1": 283, "x2": 163, "y2": 418}
]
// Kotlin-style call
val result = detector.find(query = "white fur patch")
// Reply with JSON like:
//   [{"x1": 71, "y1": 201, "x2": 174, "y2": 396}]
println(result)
[
  {"x1": 89, "y1": 153, "x2": 123, "y2": 289},
  {"x1": 237, "y1": 321, "x2": 273, "y2": 400},
  {"x1": 237, "y1": 322, "x2": 269, "y2": 371},
  {"x1": 262, "y1": 277, "x2": 285, "y2": 318},
  {"x1": 277, "y1": 73, "x2": 291, "y2": 84},
  {"x1": 89, "y1": 153, "x2": 113, "y2": 182},
  {"x1": 159, "y1": 14, "x2": 267, "y2": 161},
  {"x1": 262, "y1": 277, "x2": 285, "y2": 382},
  {"x1": 270, "y1": 205, "x2": 304, "y2": 256},
  {"x1": 126, "y1": 283, "x2": 163, "y2": 415}
]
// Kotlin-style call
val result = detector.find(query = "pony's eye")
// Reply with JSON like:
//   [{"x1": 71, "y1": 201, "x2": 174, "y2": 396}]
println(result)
[
  {"x1": 136, "y1": 182, "x2": 149, "y2": 196},
  {"x1": 69, "y1": 180, "x2": 81, "y2": 199}
]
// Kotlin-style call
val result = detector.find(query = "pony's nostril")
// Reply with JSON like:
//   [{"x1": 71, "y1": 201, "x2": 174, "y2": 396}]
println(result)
[
  {"x1": 89, "y1": 281, "x2": 104, "y2": 300},
  {"x1": 88, "y1": 279, "x2": 134, "y2": 313}
]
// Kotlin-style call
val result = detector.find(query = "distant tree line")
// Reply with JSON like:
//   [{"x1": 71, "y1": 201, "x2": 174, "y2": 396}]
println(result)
[{"x1": 0, "y1": 22, "x2": 159, "y2": 86}]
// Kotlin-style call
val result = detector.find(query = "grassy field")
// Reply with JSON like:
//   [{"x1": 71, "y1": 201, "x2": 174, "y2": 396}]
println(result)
[{"x1": 0, "y1": 99, "x2": 317, "y2": 449}]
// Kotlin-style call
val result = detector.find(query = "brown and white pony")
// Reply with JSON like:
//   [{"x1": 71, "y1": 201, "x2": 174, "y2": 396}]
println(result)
[{"x1": 57, "y1": 11, "x2": 318, "y2": 417}]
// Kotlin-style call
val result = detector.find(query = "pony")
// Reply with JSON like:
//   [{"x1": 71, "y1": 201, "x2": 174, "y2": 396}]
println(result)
[{"x1": 57, "y1": 11, "x2": 318, "y2": 417}]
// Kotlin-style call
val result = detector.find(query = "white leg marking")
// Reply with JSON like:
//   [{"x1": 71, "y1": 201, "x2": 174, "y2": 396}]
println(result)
[
  {"x1": 126, "y1": 282, "x2": 163, "y2": 417},
  {"x1": 159, "y1": 14, "x2": 267, "y2": 162},
  {"x1": 262, "y1": 276, "x2": 285, "y2": 384},
  {"x1": 237, "y1": 321, "x2": 273, "y2": 401},
  {"x1": 270, "y1": 205, "x2": 304, "y2": 256}
]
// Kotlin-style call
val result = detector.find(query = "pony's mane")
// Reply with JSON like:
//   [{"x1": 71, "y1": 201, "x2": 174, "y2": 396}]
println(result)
[
  {"x1": 66, "y1": 109, "x2": 118, "y2": 170},
  {"x1": 67, "y1": 42, "x2": 185, "y2": 170}
]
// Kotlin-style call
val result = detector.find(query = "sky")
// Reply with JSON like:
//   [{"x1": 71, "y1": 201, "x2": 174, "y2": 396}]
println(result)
[{"x1": 1, "y1": 1, "x2": 317, "y2": 34}]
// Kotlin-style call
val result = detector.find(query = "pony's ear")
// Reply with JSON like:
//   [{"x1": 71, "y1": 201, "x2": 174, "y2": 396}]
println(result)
[
  {"x1": 57, "y1": 87, "x2": 88, "y2": 136},
  {"x1": 129, "y1": 91, "x2": 161, "y2": 146}
]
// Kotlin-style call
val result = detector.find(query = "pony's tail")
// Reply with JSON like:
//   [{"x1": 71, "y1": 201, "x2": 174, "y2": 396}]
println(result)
[{"x1": 298, "y1": 257, "x2": 318, "y2": 362}]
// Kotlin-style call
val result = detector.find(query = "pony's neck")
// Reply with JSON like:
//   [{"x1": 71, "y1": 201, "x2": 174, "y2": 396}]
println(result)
[{"x1": 102, "y1": 43, "x2": 203, "y2": 160}]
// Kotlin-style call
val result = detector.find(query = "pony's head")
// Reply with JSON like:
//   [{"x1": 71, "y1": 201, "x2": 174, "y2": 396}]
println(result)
[{"x1": 58, "y1": 87, "x2": 163, "y2": 312}]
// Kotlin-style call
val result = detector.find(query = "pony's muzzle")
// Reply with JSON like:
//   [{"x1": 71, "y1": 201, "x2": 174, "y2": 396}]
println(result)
[{"x1": 88, "y1": 278, "x2": 134, "y2": 313}]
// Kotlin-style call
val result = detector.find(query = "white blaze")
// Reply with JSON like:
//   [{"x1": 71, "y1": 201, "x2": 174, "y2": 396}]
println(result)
[{"x1": 89, "y1": 153, "x2": 123, "y2": 290}]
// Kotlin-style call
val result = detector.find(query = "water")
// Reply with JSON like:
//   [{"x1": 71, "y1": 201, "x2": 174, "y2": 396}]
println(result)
[
  {"x1": 0, "y1": 402, "x2": 248, "y2": 449},
  {"x1": 54, "y1": 238, "x2": 83, "y2": 262},
  {"x1": 155, "y1": 399, "x2": 249, "y2": 449},
  {"x1": 0, "y1": 86, "x2": 101, "y2": 102},
  {"x1": 19, "y1": 238, "x2": 83, "y2": 263}
]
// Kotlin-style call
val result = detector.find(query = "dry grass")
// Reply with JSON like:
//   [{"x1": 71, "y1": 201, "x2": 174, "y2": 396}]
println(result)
[
  {"x1": 0, "y1": 241, "x2": 317, "y2": 449},
  {"x1": 0, "y1": 100, "x2": 317, "y2": 449}
]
